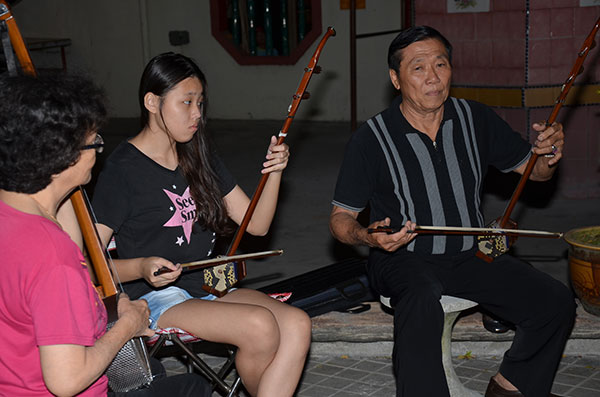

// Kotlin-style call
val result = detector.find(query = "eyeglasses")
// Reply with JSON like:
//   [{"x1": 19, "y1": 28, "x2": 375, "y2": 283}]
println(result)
[{"x1": 80, "y1": 134, "x2": 104, "y2": 153}]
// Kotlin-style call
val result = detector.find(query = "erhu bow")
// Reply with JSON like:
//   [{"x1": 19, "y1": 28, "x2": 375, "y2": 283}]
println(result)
[
  {"x1": 1, "y1": 1, "x2": 153, "y2": 391},
  {"x1": 154, "y1": 249, "x2": 283, "y2": 275},
  {"x1": 476, "y1": 16, "x2": 600, "y2": 261},
  {"x1": 202, "y1": 26, "x2": 336, "y2": 297},
  {"x1": 369, "y1": 225, "x2": 563, "y2": 239}
]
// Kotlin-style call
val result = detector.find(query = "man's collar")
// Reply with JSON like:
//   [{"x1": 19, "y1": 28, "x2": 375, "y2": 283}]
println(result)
[{"x1": 387, "y1": 94, "x2": 455, "y2": 134}]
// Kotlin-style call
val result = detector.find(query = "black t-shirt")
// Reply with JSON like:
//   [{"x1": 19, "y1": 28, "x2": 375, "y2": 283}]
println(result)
[
  {"x1": 92, "y1": 142, "x2": 237, "y2": 299},
  {"x1": 333, "y1": 96, "x2": 531, "y2": 260}
]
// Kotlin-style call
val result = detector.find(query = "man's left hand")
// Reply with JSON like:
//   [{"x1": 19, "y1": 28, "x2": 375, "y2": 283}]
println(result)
[{"x1": 532, "y1": 121, "x2": 564, "y2": 166}]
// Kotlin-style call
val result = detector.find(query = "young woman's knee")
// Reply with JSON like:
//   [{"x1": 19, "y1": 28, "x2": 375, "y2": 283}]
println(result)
[
  {"x1": 241, "y1": 306, "x2": 280, "y2": 351},
  {"x1": 285, "y1": 307, "x2": 312, "y2": 344}
]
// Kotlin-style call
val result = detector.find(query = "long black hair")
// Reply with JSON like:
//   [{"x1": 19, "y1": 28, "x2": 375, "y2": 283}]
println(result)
[{"x1": 139, "y1": 52, "x2": 230, "y2": 234}]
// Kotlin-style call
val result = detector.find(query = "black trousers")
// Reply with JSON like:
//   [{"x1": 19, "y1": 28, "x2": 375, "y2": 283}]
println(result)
[{"x1": 368, "y1": 248, "x2": 576, "y2": 397}]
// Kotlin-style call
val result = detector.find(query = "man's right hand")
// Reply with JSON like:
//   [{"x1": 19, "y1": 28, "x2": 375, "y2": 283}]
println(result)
[
  {"x1": 366, "y1": 218, "x2": 417, "y2": 252},
  {"x1": 330, "y1": 206, "x2": 418, "y2": 252},
  {"x1": 117, "y1": 293, "x2": 154, "y2": 338}
]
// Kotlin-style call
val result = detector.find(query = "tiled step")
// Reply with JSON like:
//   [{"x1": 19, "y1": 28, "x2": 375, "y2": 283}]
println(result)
[{"x1": 310, "y1": 300, "x2": 600, "y2": 356}]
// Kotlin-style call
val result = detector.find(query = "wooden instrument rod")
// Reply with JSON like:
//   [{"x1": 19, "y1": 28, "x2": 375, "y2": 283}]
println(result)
[
  {"x1": 0, "y1": 0, "x2": 36, "y2": 76},
  {"x1": 498, "y1": 16, "x2": 600, "y2": 228},
  {"x1": 225, "y1": 27, "x2": 336, "y2": 277},
  {"x1": 71, "y1": 188, "x2": 118, "y2": 297}
]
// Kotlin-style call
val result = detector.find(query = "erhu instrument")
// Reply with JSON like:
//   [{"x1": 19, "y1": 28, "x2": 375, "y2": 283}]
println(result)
[
  {"x1": 202, "y1": 26, "x2": 336, "y2": 296},
  {"x1": 477, "y1": 16, "x2": 600, "y2": 261},
  {"x1": 71, "y1": 191, "x2": 153, "y2": 391},
  {"x1": 0, "y1": 1, "x2": 152, "y2": 391}
]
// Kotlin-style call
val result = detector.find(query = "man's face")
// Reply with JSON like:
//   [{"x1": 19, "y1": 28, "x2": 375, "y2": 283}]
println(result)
[{"x1": 389, "y1": 38, "x2": 451, "y2": 114}]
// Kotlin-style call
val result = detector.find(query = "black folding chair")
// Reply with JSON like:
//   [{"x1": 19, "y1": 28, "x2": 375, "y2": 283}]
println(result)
[{"x1": 147, "y1": 328, "x2": 242, "y2": 397}]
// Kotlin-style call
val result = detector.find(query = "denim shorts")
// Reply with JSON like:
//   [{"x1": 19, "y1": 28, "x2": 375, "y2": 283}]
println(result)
[{"x1": 140, "y1": 286, "x2": 217, "y2": 329}]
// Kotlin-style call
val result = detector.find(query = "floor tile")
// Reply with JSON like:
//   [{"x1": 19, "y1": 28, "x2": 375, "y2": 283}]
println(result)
[{"x1": 160, "y1": 353, "x2": 600, "y2": 396}]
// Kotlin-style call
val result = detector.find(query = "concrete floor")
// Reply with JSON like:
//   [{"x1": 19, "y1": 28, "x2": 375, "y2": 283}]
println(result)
[{"x1": 159, "y1": 353, "x2": 600, "y2": 397}]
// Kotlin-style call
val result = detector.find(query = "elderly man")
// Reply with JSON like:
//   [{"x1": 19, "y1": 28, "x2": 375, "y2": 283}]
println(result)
[{"x1": 329, "y1": 26, "x2": 575, "y2": 397}]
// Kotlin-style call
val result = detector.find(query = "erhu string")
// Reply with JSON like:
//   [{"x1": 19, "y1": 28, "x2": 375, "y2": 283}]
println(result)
[{"x1": 81, "y1": 187, "x2": 125, "y2": 292}]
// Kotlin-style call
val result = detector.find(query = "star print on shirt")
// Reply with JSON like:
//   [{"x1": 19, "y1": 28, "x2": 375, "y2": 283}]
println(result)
[
  {"x1": 176, "y1": 236, "x2": 185, "y2": 246},
  {"x1": 162, "y1": 186, "x2": 197, "y2": 244}
]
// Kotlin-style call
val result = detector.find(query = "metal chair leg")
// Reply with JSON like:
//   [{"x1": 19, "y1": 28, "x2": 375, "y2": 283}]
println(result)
[
  {"x1": 226, "y1": 376, "x2": 242, "y2": 397},
  {"x1": 148, "y1": 332, "x2": 242, "y2": 396},
  {"x1": 168, "y1": 335, "x2": 233, "y2": 394}
]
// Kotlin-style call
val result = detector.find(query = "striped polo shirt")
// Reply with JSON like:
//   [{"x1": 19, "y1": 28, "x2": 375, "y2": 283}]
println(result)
[{"x1": 333, "y1": 95, "x2": 531, "y2": 257}]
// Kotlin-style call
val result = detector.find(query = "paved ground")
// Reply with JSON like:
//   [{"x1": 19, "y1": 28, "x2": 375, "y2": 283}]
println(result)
[{"x1": 160, "y1": 353, "x2": 600, "y2": 397}]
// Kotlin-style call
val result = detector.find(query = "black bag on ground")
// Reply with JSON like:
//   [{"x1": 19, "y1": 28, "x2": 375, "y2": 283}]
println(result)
[{"x1": 259, "y1": 258, "x2": 374, "y2": 317}]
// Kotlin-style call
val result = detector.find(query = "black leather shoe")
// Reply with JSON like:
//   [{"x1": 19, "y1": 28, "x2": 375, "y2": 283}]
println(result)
[
  {"x1": 482, "y1": 313, "x2": 512, "y2": 333},
  {"x1": 485, "y1": 377, "x2": 523, "y2": 396},
  {"x1": 485, "y1": 377, "x2": 561, "y2": 397}
]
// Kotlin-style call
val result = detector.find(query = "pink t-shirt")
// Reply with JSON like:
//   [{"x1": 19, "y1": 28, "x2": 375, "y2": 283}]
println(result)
[{"x1": 0, "y1": 200, "x2": 109, "y2": 396}]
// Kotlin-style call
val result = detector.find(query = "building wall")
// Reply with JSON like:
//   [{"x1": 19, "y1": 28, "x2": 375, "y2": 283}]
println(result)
[
  {"x1": 9, "y1": 0, "x2": 600, "y2": 197},
  {"x1": 11, "y1": 0, "x2": 402, "y2": 122},
  {"x1": 416, "y1": 0, "x2": 600, "y2": 198}
]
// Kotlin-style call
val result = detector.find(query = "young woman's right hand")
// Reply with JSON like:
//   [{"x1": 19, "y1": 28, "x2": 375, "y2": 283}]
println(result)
[{"x1": 140, "y1": 256, "x2": 182, "y2": 287}]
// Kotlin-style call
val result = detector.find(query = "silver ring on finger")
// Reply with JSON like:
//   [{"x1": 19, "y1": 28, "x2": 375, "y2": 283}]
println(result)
[{"x1": 545, "y1": 144, "x2": 558, "y2": 158}]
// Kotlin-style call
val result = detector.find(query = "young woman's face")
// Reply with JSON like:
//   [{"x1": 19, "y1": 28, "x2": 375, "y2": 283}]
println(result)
[{"x1": 160, "y1": 76, "x2": 204, "y2": 143}]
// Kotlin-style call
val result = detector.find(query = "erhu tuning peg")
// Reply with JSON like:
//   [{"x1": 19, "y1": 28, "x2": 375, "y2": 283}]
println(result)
[
  {"x1": 313, "y1": 65, "x2": 322, "y2": 74},
  {"x1": 302, "y1": 92, "x2": 311, "y2": 99}
]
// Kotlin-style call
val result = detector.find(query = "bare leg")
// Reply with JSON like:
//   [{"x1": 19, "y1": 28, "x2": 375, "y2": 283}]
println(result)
[
  {"x1": 220, "y1": 289, "x2": 311, "y2": 397},
  {"x1": 156, "y1": 288, "x2": 311, "y2": 397}
]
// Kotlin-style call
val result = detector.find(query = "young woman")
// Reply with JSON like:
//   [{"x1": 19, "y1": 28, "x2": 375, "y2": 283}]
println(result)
[
  {"x1": 0, "y1": 73, "x2": 209, "y2": 397},
  {"x1": 89, "y1": 52, "x2": 311, "y2": 397}
]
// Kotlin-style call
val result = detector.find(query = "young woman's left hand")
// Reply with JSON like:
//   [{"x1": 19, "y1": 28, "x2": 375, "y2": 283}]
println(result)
[{"x1": 262, "y1": 135, "x2": 290, "y2": 174}]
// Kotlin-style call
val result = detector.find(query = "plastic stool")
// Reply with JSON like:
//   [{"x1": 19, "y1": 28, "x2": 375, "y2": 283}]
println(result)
[{"x1": 380, "y1": 295, "x2": 482, "y2": 397}]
